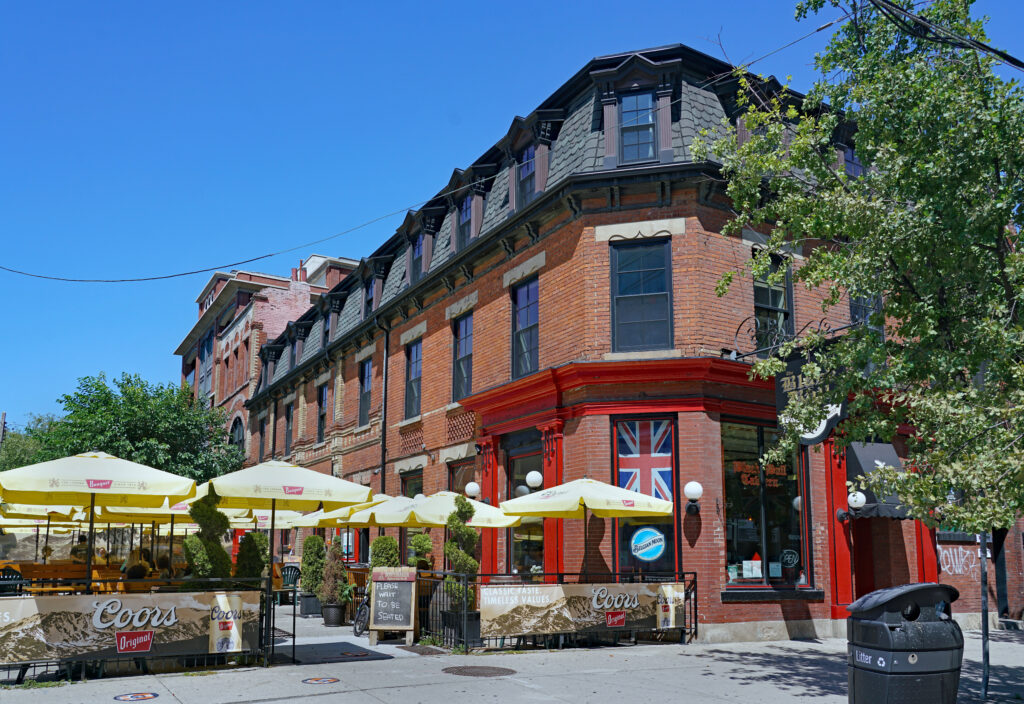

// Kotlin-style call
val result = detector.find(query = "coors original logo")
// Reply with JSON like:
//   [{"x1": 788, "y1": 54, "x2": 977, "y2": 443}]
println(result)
[
  {"x1": 92, "y1": 598, "x2": 178, "y2": 631},
  {"x1": 116, "y1": 630, "x2": 154, "y2": 653},
  {"x1": 590, "y1": 586, "x2": 640, "y2": 611}
]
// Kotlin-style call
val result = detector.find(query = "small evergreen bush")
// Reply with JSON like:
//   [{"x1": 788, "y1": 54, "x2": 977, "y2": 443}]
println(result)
[
  {"x1": 443, "y1": 495, "x2": 478, "y2": 609},
  {"x1": 235, "y1": 531, "x2": 269, "y2": 582},
  {"x1": 369, "y1": 535, "x2": 400, "y2": 569},
  {"x1": 407, "y1": 532, "x2": 433, "y2": 569},
  {"x1": 300, "y1": 535, "x2": 326, "y2": 596},
  {"x1": 318, "y1": 541, "x2": 354, "y2": 605},
  {"x1": 184, "y1": 493, "x2": 232, "y2": 579}
]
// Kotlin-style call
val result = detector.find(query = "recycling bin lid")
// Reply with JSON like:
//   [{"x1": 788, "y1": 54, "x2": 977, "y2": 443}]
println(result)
[{"x1": 847, "y1": 582, "x2": 959, "y2": 616}]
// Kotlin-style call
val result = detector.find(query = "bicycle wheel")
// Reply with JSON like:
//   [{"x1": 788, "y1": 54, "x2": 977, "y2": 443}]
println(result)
[{"x1": 353, "y1": 602, "x2": 370, "y2": 637}]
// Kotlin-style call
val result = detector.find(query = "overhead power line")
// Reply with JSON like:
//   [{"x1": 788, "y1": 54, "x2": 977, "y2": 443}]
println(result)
[{"x1": 0, "y1": 16, "x2": 849, "y2": 285}]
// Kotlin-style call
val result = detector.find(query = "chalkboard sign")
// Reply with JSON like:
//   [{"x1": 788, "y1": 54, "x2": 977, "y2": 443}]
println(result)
[{"x1": 370, "y1": 567, "x2": 416, "y2": 632}]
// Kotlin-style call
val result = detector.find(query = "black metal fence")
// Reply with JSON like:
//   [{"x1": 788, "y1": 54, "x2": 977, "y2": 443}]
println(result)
[
  {"x1": 415, "y1": 570, "x2": 697, "y2": 650},
  {"x1": 0, "y1": 575, "x2": 274, "y2": 685}
]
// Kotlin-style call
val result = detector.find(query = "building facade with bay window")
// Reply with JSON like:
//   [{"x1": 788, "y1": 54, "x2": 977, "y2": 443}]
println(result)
[{"x1": 241, "y1": 44, "x2": 1024, "y2": 640}]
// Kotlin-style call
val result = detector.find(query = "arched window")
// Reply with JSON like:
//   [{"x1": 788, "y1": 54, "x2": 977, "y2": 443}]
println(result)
[{"x1": 230, "y1": 417, "x2": 245, "y2": 451}]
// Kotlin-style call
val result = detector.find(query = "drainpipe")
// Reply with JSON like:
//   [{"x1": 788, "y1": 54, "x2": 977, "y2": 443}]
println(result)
[{"x1": 375, "y1": 316, "x2": 391, "y2": 531}]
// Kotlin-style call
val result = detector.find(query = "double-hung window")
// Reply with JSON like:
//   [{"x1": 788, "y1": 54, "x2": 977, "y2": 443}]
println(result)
[
  {"x1": 457, "y1": 196, "x2": 472, "y2": 250},
  {"x1": 611, "y1": 240, "x2": 672, "y2": 351},
  {"x1": 363, "y1": 282, "x2": 375, "y2": 320},
  {"x1": 358, "y1": 359, "x2": 372, "y2": 427},
  {"x1": 410, "y1": 232, "x2": 424, "y2": 284},
  {"x1": 850, "y1": 294, "x2": 884, "y2": 337},
  {"x1": 322, "y1": 312, "x2": 331, "y2": 348},
  {"x1": 721, "y1": 423, "x2": 809, "y2": 588},
  {"x1": 405, "y1": 340, "x2": 422, "y2": 419},
  {"x1": 284, "y1": 403, "x2": 294, "y2": 456},
  {"x1": 258, "y1": 417, "x2": 267, "y2": 463},
  {"x1": 753, "y1": 256, "x2": 794, "y2": 355},
  {"x1": 316, "y1": 383, "x2": 328, "y2": 443},
  {"x1": 512, "y1": 277, "x2": 539, "y2": 378},
  {"x1": 452, "y1": 312, "x2": 473, "y2": 401},
  {"x1": 518, "y1": 145, "x2": 536, "y2": 206},
  {"x1": 620, "y1": 93, "x2": 657, "y2": 164}
]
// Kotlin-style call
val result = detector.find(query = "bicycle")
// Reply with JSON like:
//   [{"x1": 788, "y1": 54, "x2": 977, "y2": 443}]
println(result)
[{"x1": 353, "y1": 590, "x2": 370, "y2": 637}]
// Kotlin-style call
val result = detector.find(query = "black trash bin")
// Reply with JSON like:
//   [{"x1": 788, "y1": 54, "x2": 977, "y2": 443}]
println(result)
[{"x1": 847, "y1": 582, "x2": 963, "y2": 704}]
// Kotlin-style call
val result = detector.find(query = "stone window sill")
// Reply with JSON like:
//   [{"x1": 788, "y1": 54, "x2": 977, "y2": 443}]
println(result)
[
  {"x1": 397, "y1": 415, "x2": 422, "y2": 429},
  {"x1": 445, "y1": 402, "x2": 464, "y2": 414}
]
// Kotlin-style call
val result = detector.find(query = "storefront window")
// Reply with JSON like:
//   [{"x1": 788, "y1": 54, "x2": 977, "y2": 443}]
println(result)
[
  {"x1": 401, "y1": 471, "x2": 424, "y2": 566},
  {"x1": 722, "y1": 422, "x2": 808, "y2": 587},
  {"x1": 448, "y1": 459, "x2": 478, "y2": 495},
  {"x1": 615, "y1": 418, "x2": 677, "y2": 576},
  {"x1": 508, "y1": 453, "x2": 544, "y2": 576}
]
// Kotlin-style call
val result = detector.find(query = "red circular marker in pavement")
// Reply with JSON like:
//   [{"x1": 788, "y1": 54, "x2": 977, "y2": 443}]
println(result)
[
  {"x1": 113, "y1": 695, "x2": 158, "y2": 702},
  {"x1": 302, "y1": 677, "x2": 340, "y2": 684}
]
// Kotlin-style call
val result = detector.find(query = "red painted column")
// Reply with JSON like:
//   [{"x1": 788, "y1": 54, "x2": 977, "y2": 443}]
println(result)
[
  {"x1": 915, "y1": 522, "x2": 939, "y2": 583},
  {"x1": 539, "y1": 421, "x2": 565, "y2": 576},
  {"x1": 825, "y1": 439, "x2": 855, "y2": 618},
  {"x1": 478, "y1": 435, "x2": 499, "y2": 579}
]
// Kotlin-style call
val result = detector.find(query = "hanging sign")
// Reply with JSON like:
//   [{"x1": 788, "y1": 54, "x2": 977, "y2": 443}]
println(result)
[{"x1": 775, "y1": 348, "x2": 846, "y2": 445}]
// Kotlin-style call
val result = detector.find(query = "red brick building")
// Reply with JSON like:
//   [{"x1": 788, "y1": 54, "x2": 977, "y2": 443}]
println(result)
[
  {"x1": 174, "y1": 255, "x2": 357, "y2": 453},
  {"x1": 244, "y1": 45, "x2": 1023, "y2": 640}
]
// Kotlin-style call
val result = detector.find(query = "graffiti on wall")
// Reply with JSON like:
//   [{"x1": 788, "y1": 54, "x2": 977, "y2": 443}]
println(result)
[{"x1": 939, "y1": 544, "x2": 980, "y2": 581}]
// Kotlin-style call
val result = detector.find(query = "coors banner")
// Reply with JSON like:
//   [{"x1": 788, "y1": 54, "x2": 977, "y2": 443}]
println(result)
[
  {"x1": 0, "y1": 591, "x2": 260, "y2": 664},
  {"x1": 480, "y1": 582, "x2": 688, "y2": 638}
]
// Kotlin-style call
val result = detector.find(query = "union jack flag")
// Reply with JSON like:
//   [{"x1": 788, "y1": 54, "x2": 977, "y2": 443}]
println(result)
[{"x1": 616, "y1": 420, "x2": 674, "y2": 501}]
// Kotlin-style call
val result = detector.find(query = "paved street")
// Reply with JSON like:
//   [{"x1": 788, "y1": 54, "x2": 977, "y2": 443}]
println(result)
[{"x1": 3, "y1": 609, "x2": 1022, "y2": 704}]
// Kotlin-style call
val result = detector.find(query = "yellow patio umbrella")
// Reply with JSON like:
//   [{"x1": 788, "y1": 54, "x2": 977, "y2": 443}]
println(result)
[
  {"x1": 499, "y1": 478, "x2": 673, "y2": 519},
  {"x1": 2, "y1": 503, "x2": 80, "y2": 564},
  {"x1": 372, "y1": 491, "x2": 520, "y2": 528},
  {"x1": 342, "y1": 495, "x2": 416, "y2": 527},
  {"x1": 203, "y1": 461, "x2": 373, "y2": 512},
  {"x1": 0, "y1": 451, "x2": 197, "y2": 583},
  {"x1": 294, "y1": 495, "x2": 393, "y2": 527},
  {"x1": 233, "y1": 510, "x2": 304, "y2": 529}
]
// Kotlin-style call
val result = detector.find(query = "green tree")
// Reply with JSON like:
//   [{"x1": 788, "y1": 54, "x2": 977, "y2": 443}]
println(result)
[
  {"x1": 443, "y1": 495, "x2": 478, "y2": 608},
  {"x1": 23, "y1": 372, "x2": 242, "y2": 482},
  {"x1": 182, "y1": 493, "x2": 232, "y2": 579},
  {"x1": 235, "y1": 531, "x2": 269, "y2": 581},
  {"x1": 300, "y1": 535, "x2": 326, "y2": 596},
  {"x1": 369, "y1": 535, "x2": 400, "y2": 569},
  {"x1": 697, "y1": 0, "x2": 1024, "y2": 533},
  {"x1": 0, "y1": 414, "x2": 55, "y2": 471}
]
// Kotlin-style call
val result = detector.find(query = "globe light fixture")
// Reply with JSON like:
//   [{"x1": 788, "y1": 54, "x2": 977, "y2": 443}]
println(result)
[
  {"x1": 847, "y1": 491, "x2": 867, "y2": 510},
  {"x1": 464, "y1": 482, "x2": 481, "y2": 499},
  {"x1": 525, "y1": 471, "x2": 544, "y2": 489},
  {"x1": 414, "y1": 494, "x2": 425, "y2": 501},
  {"x1": 514, "y1": 484, "x2": 530, "y2": 498},
  {"x1": 683, "y1": 481, "x2": 703, "y2": 515}
]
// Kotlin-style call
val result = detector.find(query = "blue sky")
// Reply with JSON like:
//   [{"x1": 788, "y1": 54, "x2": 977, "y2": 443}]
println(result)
[{"x1": 1, "y1": 1, "x2": 1021, "y2": 428}]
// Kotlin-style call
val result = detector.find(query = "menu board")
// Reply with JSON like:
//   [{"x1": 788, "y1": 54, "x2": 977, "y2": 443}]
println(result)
[{"x1": 370, "y1": 567, "x2": 416, "y2": 632}]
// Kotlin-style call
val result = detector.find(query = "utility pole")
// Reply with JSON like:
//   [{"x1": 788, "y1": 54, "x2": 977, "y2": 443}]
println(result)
[{"x1": 0, "y1": 411, "x2": 7, "y2": 449}]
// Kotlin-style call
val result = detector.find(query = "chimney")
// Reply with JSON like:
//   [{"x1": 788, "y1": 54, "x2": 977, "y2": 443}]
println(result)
[{"x1": 290, "y1": 267, "x2": 298, "y2": 281}]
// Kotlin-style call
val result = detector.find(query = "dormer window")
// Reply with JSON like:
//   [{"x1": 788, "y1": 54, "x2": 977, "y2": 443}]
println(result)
[
  {"x1": 518, "y1": 145, "x2": 536, "y2": 206},
  {"x1": 620, "y1": 92, "x2": 657, "y2": 164},
  {"x1": 410, "y1": 232, "x2": 424, "y2": 284},
  {"x1": 322, "y1": 311, "x2": 331, "y2": 348},
  {"x1": 457, "y1": 196, "x2": 472, "y2": 250},
  {"x1": 289, "y1": 338, "x2": 297, "y2": 369},
  {"x1": 363, "y1": 282, "x2": 375, "y2": 320}
]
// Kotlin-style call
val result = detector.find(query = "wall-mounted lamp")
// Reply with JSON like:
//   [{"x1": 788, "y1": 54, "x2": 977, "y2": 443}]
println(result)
[
  {"x1": 837, "y1": 490, "x2": 867, "y2": 522},
  {"x1": 525, "y1": 471, "x2": 544, "y2": 490},
  {"x1": 514, "y1": 484, "x2": 530, "y2": 498},
  {"x1": 683, "y1": 481, "x2": 703, "y2": 515},
  {"x1": 464, "y1": 481, "x2": 481, "y2": 499},
  {"x1": 414, "y1": 493, "x2": 425, "y2": 501}
]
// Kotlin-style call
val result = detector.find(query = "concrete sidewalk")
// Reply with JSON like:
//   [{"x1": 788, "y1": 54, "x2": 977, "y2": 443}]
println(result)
[{"x1": 3, "y1": 616, "x2": 1022, "y2": 703}]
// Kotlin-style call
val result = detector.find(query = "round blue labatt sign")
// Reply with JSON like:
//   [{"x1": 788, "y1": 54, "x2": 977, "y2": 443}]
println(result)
[{"x1": 630, "y1": 527, "x2": 666, "y2": 562}]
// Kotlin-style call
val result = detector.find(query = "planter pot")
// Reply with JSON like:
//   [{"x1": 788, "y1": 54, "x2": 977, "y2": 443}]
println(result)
[
  {"x1": 298, "y1": 593, "x2": 322, "y2": 617},
  {"x1": 442, "y1": 609, "x2": 482, "y2": 647},
  {"x1": 321, "y1": 602, "x2": 346, "y2": 627}
]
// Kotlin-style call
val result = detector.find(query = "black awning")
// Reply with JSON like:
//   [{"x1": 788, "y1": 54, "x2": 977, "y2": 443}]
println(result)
[{"x1": 847, "y1": 442, "x2": 909, "y2": 519}]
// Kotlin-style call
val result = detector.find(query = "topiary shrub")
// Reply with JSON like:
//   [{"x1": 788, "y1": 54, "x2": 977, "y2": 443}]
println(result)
[
  {"x1": 183, "y1": 493, "x2": 232, "y2": 580},
  {"x1": 235, "y1": 531, "x2": 269, "y2": 583},
  {"x1": 318, "y1": 541, "x2": 354, "y2": 605},
  {"x1": 369, "y1": 535, "x2": 400, "y2": 569},
  {"x1": 300, "y1": 535, "x2": 325, "y2": 596},
  {"x1": 407, "y1": 532, "x2": 434, "y2": 569},
  {"x1": 443, "y1": 495, "x2": 478, "y2": 609}
]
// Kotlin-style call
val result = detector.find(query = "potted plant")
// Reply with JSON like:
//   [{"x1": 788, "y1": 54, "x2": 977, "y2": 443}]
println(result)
[
  {"x1": 299, "y1": 535, "x2": 325, "y2": 617},
  {"x1": 183, "y1": 493, "x2": 232, "y2": 580},
  {"x1": 442, "y1": 495, "x2": 481, "y2": 647},
  {"x1": 407, "y1": 532, "x2": 434, "y2": 570},
  {"x1": 318, "y1": 541, "x2": 355, "y2": 627}
]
